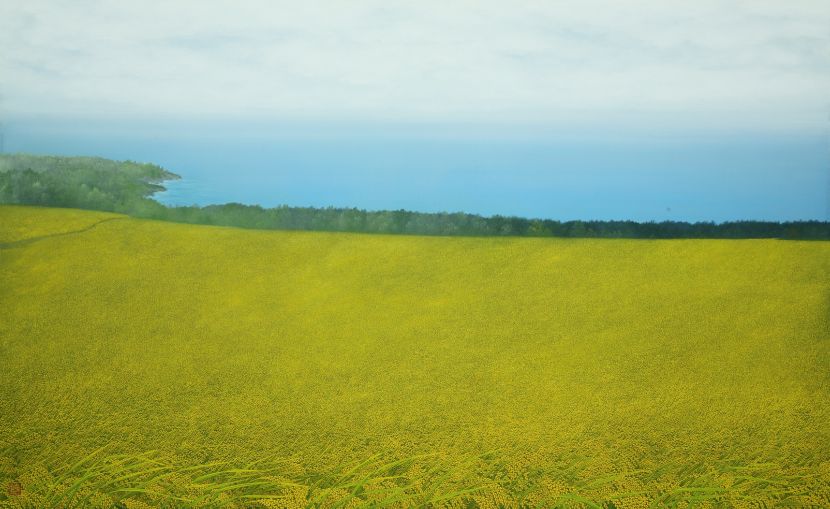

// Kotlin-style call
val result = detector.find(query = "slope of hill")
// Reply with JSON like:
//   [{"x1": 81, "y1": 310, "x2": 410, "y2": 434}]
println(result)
[{"x1": 1, "y1": 205, "x2": 828, "y2": 507}]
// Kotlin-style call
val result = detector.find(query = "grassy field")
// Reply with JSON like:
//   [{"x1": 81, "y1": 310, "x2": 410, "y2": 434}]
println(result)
[{"x1": 0, "y1": 204, "x2": 828, "y2": 508}]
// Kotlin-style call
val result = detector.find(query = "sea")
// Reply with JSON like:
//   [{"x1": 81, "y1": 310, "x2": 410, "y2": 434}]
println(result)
[{"x1": 5, "y1": 123, "x2": 828, "y2": 223}]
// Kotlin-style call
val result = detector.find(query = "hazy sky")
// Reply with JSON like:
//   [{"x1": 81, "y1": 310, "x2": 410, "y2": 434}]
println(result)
[{"x1": 1, "y1": 0, "x2": 829, "y2": 132}]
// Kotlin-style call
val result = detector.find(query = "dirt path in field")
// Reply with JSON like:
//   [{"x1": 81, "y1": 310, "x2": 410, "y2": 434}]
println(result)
[{"x1": 0, "y1": 217, "x2": 125, "y2": 249}]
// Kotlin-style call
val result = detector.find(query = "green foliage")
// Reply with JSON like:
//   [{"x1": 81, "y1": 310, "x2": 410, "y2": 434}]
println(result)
[
  {"x1": 1, "y1": 153, "x2": 828, "y2": 239},
  {"x1": 0, "y1": 153, "x2": 173, "y2": 215}
]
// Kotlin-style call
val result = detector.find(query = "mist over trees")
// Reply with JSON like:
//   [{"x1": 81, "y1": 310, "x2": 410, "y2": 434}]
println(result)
[{"x1": 1, "y1": 153, "x2": 828, "y2": 240}]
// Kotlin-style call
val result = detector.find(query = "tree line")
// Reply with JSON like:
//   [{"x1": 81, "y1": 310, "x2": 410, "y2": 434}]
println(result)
[{"x1": 1, "y1": 153, "x2": 827, "y2": 239}]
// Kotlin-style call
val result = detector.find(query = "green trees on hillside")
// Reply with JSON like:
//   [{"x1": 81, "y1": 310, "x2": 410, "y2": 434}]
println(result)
[
  {"x1": 1, "y1": 153, "x2": 828, "y2": 239},
  {"x1": 0, "y1": 154, "x2": 173, "y2": 214}
]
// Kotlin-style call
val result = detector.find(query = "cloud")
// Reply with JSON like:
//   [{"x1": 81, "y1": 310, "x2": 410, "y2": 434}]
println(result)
[{"x1": 1, "y1": 0, "x2": 828, "y2": 131}]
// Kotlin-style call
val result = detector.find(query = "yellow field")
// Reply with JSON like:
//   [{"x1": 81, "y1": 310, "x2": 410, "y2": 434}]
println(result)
[{"x1": 0, "y1": 205, "x2": 828, "y2": 508}]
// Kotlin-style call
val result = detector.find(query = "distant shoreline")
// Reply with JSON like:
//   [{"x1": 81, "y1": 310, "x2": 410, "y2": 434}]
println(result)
[{"x1": 2, "y1": 153, "x2": 829, "y2": 240}]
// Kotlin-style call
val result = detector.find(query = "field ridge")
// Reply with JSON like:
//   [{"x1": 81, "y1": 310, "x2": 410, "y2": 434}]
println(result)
[{"x1": 0, "y1": 216, "x2": 125, "y2": 249}]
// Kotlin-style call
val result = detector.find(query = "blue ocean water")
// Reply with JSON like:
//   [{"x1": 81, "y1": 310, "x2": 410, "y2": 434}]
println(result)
[{"x1": 6, "y1": 126, "x2": 828, "y2": 222}]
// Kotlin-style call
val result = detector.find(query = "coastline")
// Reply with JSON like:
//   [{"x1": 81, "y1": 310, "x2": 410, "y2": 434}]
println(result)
[{"x1": 144, "y1": 170, "x2": 182, "y2": 200}]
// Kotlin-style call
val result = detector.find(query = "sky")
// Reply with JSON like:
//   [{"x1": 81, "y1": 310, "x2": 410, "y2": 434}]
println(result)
[{"x1": 1, "y1": 0, "x2": 829, "y2": 132}]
